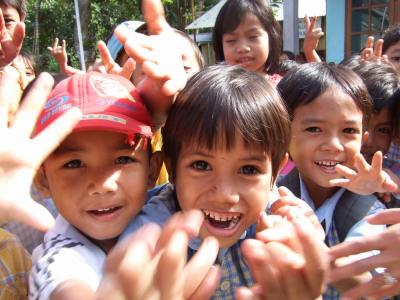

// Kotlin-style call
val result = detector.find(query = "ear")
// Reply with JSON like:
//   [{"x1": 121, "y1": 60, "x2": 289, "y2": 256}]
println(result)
[
  {"x1": 147, "y1": 151, "x2": 163, "y2": 188},
  {"x1": 362, "y1": 131, "x2": 369, "y2": 146},
  {"x1": 271, "y1": 153, "x2": 289, "y2": 187},
  {"x1": 33, "y1": 166, "x2": 51, "y2": 198}
]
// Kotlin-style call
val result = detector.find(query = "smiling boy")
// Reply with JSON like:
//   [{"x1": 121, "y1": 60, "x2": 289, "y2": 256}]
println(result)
[
  {"x1": 29, "y1": 72, "x2": 160, "y2": 300},
  {"x1": 121, "y1": 64, "x2": 291, "y2": 298}
]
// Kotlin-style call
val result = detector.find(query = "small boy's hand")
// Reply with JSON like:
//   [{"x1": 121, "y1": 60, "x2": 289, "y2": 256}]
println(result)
[
  {"x1": 0, "y1": 72, "x2": 81, "y2": 231},
  {"x1": 0, "y1": 9, "x2": 25, "y2": 67},
  {"x1": 329, "y1": 151, "x2": 398, "y2": 195},
  {"x1": 360, "y1": 36, "x2": 389, "y2": 64},
  {"x1": 263, "y1": 186, "x2": 324, "y2": 240},
  {"x1": 328, "y1": 216, "x2": 400, "y2": 299},
  {"x1": 97, "y1": 210, "x2": 220, "y2": 300},
  {"x1": 96, "y1": 40, "x2": 136, "y2": 80},
  {"x1": 47, "y1": 38, "x2": 67, "y2": 65},
  {"x1": 239, "y1": 216, "x2": 329, "y2": 300},
  {"x1": 303, "y1": 15, "x2": 323, "y2": 63},
  {"x1": 114, "y1": 0, "x2": 187, "y2": 116}
]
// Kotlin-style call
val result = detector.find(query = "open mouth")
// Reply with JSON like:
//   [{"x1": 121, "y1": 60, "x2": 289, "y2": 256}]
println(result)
[
  {"x1": 314, "y1": 160, "x2": 341, "y2": 173},
  {"x1": 87, "y1": 206, "x2": 122, "y2": 216},
  {"x1": 202, "y1": 209, "x2": 242, "y2": 230}
]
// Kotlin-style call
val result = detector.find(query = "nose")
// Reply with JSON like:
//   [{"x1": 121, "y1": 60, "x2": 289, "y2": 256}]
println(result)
[
  {"x1": 87, "y1": 169, "x2": 119, "y2": 196},
  {"x1": 320, "y1": 134, "x2": 344, "y2": 153},
  {"x1": 211, "y1": 175, "x2": 240, "y2": 206},
  {"x1": 236, "y1": 39, "x2": 250, "y2": 53}
]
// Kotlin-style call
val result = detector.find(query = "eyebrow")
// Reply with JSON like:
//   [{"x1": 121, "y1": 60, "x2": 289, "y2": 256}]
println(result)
[
  {"x1": 186, "y1": 151, "x2": 268, "y2": 162},
  {"x1": 300, "y1": 118, "x2": 362, "y2": 125}
]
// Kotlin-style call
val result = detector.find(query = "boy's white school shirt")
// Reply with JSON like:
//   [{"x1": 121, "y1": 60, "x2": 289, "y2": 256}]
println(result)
[{"x1": 29, "y1": 215, "x2": 106, "y2": 300}]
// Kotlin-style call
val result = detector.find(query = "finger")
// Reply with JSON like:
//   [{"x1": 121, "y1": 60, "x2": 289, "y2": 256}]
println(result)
[
  {"x1": 53, "y1": 37, "x2": 59, "y2": 49},
  {"x1": 304, "y1": 14, "x2": 311, "y2": 30},
  {"x1": 341, "y1": 272, "x2": 399, "y2": 300},
  {"x1": 310, "y1": 16, "x2": 317, "y2": 31},
  {"x1": 120, "y1": 58, "x2": 136, "y2": 80},
  {"x1": 161, "y1": 76, "x2": 187, "y2": 97},
  {"x1": 183, "y1": 236, "x2": 219, "y2": 298},
  {"x1": 12, "y1": 73, "x2": 55, "y2": 135},
  {"x1": 190, "y1": 265, "x2": 221, "y2": 300},
  {"x1": 366, "y1": 281, "x2": 400, "y2": 299},
  {"x1": 122, "y1": 37, "x2": 158, "y2": 65},
  {"x1": 157, "y1": 230, "x2": 187, "y2": 300},
  {"x1": 11, "y1": 22, "x2": 25, "y2": 52},
  {"x1": 32, "y1": 107, "x2": 81, "y2": 165},
  {"x1": 141, "y1": 60, "x2": 169, "y2": 81},
  {"x1": 374, "y1": 38, "x2": 384, "y2": 58},
  {"x1": 62, "y1": 39, "x2": 66, "y2": 50},
  {"x1": 366, "y1": 209, "x2": 400, "y2": 225},
  {"x1": 329, "y1": 178, "x2": 351, "y2": 188},
  {"x1": 293, "y1": 217, "x2": 328, "y2": 296},
  {"x1": 155, "y1": 209, "x2": 203, "y2": 252},
  {"x1": 106, "y1": 223, "x2": 161, "y2": 271},
  {"x1": 365, "y1": 36, "x2": 374, "y2": 50},
  {"x1": 142, "y1": 0, "x2": 171, "y2": 35},
  {"x1": 361, "y1": 48, "x2": 373, "y2": 60},
  {"x1": 236, "y1": 286, "x2": 261, "y2": 300},
  {"x1": 9, "y1": 196, "x2": 55, "y2": 231},
  {"x1": 241, "y1": 239, "x2": 287, "y2": 299},
  {"x1": 333, "y1": 163, "x2": 357, "y2": 178},
  {"x1": 328, "y1": 234, "x2": 381, "y2": 260},
  {"x1": 0, "y1": 66, "x2": 20, "y2": 127},
  {"x1": 0, "y1": 9, "x2": 5, "y2": 34},
  {"x1": 353, "y1": 152, "x2": 371, "y2": 173}
]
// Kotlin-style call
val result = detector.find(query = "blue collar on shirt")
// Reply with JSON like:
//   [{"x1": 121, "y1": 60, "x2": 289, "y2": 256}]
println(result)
[{"x1": 299, "y1": 176, "x2": 345, "y2": 234}]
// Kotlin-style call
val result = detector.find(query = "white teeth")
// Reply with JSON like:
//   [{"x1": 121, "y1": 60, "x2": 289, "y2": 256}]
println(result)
[
  {"x1": 202, "y1": 209, "x2": 241, "y2": 222},
  {"x1": 315, "y1": 160, "x2": 340, "y2": 167},
  {"x1": 96, "y1": 207, "x2": 113, "y2": 212}
]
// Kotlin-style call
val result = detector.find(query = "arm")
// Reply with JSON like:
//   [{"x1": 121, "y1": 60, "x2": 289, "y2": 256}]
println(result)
[
  {"x1": 303, "y1": 16, "x2": 323, "y2": 63},
  {"x1": 0, "y1": 72, "x2": 81, "y2": 231},
  {"x1": 328, "y1": 209, "x2": 400, "y2": 299}
]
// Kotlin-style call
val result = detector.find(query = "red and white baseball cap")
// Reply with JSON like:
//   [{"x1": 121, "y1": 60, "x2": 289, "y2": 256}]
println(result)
[{"x1": 35, "y1": 72, "x2": 152, "y2": 139}]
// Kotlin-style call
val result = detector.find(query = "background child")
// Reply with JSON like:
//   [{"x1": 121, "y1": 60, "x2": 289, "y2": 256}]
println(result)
[
  {"x1": 212, "y1": 0, "x2": 281, "y2": 78},
  {"x1": 29, "y1": 72, "x2": 160, "y2": 300},
  {"x1": 277, "y1": 62, "x2": 387, "y2": 299},
  {"x1": 383, "y1": 24, "x2": 400, "y2": 73},
  {"x1": 121, "y1": 64, "x2": 325, "y2": 298}
]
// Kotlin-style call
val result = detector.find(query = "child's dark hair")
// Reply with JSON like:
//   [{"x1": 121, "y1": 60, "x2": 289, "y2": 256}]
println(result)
[
  {"x1": 351, "y1": 61, "x2": 400, "y2": 113},
  {"x1": 162, "y1": 64, "x2": 290, "y2": 183},
  {"x1": 212, "y1": 0, "x2": 281, "y2": 73},
  {"x1": 275, "y1": 59, "x2": 299, "y2": 76},
  {"x1": 0, "y1": 0, "x2": 26, "y2": 18},
  {"x1": 277, "y1": 62, "x2": 373, "y2": 126},
  {"x1": 382, "y1": 24, "x2": 400, "y2": 54}
]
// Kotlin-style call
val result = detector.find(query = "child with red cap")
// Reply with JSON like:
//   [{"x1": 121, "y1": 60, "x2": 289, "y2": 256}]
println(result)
[{"x1": 29, "y1": 72, "x2": 162, "y2": 300}]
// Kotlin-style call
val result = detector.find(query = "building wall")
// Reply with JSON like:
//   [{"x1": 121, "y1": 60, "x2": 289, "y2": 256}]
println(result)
[{"x1": 326, "y1": 0, "x2": 345, "y2": 63}]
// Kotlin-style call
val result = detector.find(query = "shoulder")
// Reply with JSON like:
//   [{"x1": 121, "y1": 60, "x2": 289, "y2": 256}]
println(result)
[{"x1": 29, "y1": 218, "x2": 105, "y2": 300}]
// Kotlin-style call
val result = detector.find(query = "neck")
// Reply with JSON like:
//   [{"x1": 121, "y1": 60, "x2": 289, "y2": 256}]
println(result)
[{"x1": 302, "y1": 177, "x2": 339, "y2": 209}]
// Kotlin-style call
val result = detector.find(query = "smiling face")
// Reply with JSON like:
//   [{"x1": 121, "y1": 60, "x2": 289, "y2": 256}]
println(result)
[
  {"x1": 385, "y1": 41, "x2": 400, "y2": 73},
  {"x1": 289, "y1": 89, "x2": 365, "y2": 206},
  {"x1": 222, "y1": 12, "x2": 269, "y2": 73},
  {"x1": 362, "y1": 108, "x2": 392, "y2": 163},
  {"x1": 173, "y1": 134, "x2": 273, "y2": 248},
  {"x1": 39, "y1": 131, "x2": 151, "y2": 251}
]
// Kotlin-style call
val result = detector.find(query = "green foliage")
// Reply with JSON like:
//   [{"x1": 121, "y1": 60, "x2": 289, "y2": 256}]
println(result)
[{"x1": 24, "y1": 0, "x2": 141, "y2": 73}]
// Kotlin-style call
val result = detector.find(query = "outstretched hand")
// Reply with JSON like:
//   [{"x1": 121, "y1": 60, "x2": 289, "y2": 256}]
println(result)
[
  {"x1": 329, "y1": 151, "x2": 398, "y2": 195},
  {"x1": 328, "y1": 209, "x2": 400, "y2": 299},
  {"x1": 114, "y1": 0, "x2": 187, "y2": 115},
  {"x1": 0, "y1": 72, "x2": 81, "y2": 231},
  {"x1": 96, "y1": 210, "x2": 220, "y2": 300},
  {"x1": 0, "y1": 9, "x2": 25, "y2": 67},
  {"x1": 238, "y1": 215, "x2": 328, "y2": 300}
]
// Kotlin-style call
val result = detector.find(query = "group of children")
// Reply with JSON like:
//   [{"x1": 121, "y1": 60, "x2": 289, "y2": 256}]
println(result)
[{"x1": 1, "y1": 0, "x2": 400, "y2": 299}]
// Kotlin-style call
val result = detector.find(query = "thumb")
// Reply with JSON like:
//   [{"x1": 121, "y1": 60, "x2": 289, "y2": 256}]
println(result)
[{"x1": 12, "y1": 198, "x2": 55, "y2": 232}]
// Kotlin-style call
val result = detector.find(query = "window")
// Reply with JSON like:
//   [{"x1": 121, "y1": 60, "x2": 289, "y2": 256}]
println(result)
[{"x1": 346, "y1": 0, "x2": 399, "y2": 55}]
